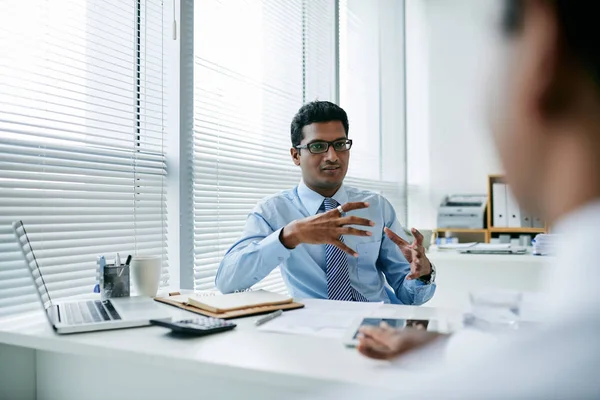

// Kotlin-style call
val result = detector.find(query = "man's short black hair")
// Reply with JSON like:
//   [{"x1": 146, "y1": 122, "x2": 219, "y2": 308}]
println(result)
[
  {"x1": 502, "y1": 0, "x2": 600, "y2": 91},
  {"x1": 290, "y1": 101, "x2": 349, "y2": 148}
]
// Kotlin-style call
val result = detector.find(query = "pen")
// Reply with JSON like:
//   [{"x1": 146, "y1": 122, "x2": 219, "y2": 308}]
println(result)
[
  {"x1": 93, "y1": 255, "x2": 105, "y2": 293},
  {"x1": 255, "y1": 309, "x2": 283, "y2": 326},
  {"x1": 115, "y1": 253, "x2": 121, "y2": 267},
  {"x1": 125, "y1": 254, "x2": 132, "y2": 266}
]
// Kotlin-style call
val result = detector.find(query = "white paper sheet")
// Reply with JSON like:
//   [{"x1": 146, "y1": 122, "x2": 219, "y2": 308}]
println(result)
[
  {"x1": 256, "y1": 299, "x2": 384, "y2": 339},
  {"x1": 437, "y1": 242, "x2": 477, "y2": 250},
  {"x1": 470, "y1": 244, "x2": 512, "y2": 250}
]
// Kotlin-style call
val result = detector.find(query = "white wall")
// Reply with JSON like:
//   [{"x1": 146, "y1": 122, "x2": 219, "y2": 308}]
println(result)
[{"x1": 406, "y1": 0, "x2": 502, "y2": 228}]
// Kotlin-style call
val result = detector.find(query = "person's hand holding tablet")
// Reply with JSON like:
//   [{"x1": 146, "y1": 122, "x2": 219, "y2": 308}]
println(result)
[{"x1": 355, "y1": 320, "x2": 445, "y2": 360}]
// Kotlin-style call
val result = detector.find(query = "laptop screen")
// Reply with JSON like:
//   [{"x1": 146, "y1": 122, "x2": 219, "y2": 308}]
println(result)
[{"x1": 12, "y1": 221, "x2": 54, "y2": 311}]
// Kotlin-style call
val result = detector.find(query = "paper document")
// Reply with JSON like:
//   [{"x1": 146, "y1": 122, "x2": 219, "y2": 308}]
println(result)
[
  {"x1": 437, "y1": 242, "x2": 477, "y2": 250},
  {"x1": 459, "y1": 243, "x2": 526, "y2": 254},
  {"x1": 470, "y1": 244, "x2": 511, "y2": 250},
  {"x1": 160, "y1": 290, "x2": 219, "y2": 305},
  {"x1": 256, "y1": 299, "x2": 384, "y2": 339},
  {"x1": 187, "y1": 289, "x2": 292, "y2": 313}
]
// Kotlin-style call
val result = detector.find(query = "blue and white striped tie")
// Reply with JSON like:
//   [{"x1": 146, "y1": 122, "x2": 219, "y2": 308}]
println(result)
[{"x1": 323, "y1": 198, "x2": 368, "y2": 302}]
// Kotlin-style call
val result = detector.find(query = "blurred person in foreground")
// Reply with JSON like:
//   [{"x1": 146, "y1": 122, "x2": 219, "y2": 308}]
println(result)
[{"x1": 331, "y1": 0, "x2": 600, "y2": 398}]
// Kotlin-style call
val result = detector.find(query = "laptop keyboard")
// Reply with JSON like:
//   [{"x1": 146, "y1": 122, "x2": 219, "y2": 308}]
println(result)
[{"x1": 62, "y1": 300, "x2": 121, "y2": 325}]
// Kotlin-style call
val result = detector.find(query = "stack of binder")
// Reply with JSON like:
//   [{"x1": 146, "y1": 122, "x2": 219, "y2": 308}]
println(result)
[{"x1": 492, "y1": 183, "x2": 544, "y2": 228}]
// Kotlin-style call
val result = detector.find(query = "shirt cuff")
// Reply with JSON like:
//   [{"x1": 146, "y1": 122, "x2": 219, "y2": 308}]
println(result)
[
  {"x1": 260, "y1": 227, "x2": 292, "y2": 264},
  {"x1": 407, "y1": 278, "x2": 430, "y2": 287},
  {"x1": 416, "y1": 261, "x2": 435, "y2": 285}
]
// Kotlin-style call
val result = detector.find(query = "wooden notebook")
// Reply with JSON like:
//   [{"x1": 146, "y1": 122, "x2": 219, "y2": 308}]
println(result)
[{"x1": 154, "y1": 290, "x2": 304, "y2": 319}]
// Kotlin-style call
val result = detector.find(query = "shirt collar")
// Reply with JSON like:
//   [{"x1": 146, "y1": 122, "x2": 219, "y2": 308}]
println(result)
[{"x1": 298, "y1": 180, "x2": 348, "y2": 215}]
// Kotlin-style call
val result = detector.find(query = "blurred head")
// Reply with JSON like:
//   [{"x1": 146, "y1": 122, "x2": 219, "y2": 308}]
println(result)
[
  {"x1": 493, "y1": 0, "x2": 600, "y2": 221},
  {"x1": 290, "y1": 101, "x2": 351, "y2": 197}
]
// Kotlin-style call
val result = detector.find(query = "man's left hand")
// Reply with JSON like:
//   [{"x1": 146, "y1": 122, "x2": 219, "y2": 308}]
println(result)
[{"x1": 384, "y1": 227, "x2": 431, "y2": 280}]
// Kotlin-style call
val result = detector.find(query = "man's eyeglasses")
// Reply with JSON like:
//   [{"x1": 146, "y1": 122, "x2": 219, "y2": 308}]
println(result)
[{"x1": 295, "y1": 139, "x2": 353, "y2": 154}]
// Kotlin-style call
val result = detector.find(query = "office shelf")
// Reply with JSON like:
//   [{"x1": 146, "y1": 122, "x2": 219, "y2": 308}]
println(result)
[
  {"x1": 434, "y1": 228, "x2": 489, "y2": 243},
  {"x1": 435, "y1": 228, "x2": 487, "y2": 233},
  {"x1": 488, "y1": 227, "x2": 546, "y2": 233},
  {"x1": 434, "y1": 175, "x2": 548, "y2": 243}
]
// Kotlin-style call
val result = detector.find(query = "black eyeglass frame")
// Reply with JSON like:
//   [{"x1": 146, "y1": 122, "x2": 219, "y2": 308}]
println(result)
[{"x1": 294, "y1": 139, "x2": 353, "y2": 154}]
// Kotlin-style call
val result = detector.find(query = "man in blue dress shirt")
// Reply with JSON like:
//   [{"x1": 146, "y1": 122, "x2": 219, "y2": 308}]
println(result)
[{"x1": 215, "y1": 101, "x2": 436, "y2": 304}]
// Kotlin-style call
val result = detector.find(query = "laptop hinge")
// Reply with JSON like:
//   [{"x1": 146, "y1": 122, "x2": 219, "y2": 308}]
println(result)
[{"x1": 48, "y1": 304, "x2": 60, "y2": 324}]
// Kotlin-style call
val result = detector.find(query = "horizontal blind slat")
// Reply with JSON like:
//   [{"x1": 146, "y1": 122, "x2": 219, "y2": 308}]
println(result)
[
  {"x1": 0, "y1": 0, "x2": 169, "y2": 316},
  {"x1": 191, "y1": 0, "x2": 306, "y2": 292}
]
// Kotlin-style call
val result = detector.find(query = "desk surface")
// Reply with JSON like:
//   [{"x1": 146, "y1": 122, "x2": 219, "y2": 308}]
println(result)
[
  {"x1": 0, "y1": 299, "x2": 463, "y2": 391},
  {"x1": 425, "y1": 250, "x2": 549, "y2": 310},
  {"x1": 427, "y1": 250, "x2": 549, "y2": 264}
]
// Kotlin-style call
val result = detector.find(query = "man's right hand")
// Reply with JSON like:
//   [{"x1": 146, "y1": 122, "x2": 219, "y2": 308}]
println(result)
[{"x1": 280, "y1": 201, "x2": 374, "y2": 256}]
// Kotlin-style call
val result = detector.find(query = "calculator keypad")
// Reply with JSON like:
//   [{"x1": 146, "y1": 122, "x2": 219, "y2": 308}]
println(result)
[{"x1": 177, "y1": 318, "x2": 234, "y2": 330}]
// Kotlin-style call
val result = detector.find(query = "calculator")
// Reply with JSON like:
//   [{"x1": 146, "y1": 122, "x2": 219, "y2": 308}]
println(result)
[{"x1": 150, "y1": 317, "x2": 236, "y2": 336}]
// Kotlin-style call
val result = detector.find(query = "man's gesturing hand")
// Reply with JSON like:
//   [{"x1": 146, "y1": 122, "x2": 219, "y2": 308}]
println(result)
[
  {"x1": 384, "y1": 227, "x2": 432, "y2": 280},
  {"x1": 280, "y1": 201, "x2": 374, "y2": 257}
]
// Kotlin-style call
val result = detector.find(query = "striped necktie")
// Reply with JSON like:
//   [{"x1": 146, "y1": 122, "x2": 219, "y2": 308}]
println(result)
[{"x1": 323, "y1": 198, "x2": 368, "y2": 302}]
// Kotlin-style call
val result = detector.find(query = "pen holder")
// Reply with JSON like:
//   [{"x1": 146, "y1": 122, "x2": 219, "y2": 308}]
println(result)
[{"x1": 101, "y1": 263, "x2": 130, "y2": 300}]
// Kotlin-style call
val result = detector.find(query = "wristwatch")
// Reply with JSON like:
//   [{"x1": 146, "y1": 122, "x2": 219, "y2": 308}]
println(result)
[{"x1": 417, "y1": 262, "x2": 436, "y2": 285}]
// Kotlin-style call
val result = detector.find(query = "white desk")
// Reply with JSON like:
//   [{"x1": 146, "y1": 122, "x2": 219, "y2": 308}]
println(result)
[
  {"x1": 426, "y1": 251, "x2": 549, "y2": 310},
  {"x1": 0, "y1": 299, "x2": 463, "y2": 400}
]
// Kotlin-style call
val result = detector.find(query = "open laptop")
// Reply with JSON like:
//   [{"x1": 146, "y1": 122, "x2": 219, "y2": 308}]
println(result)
[{"x1": 12, "y1": 220, "x2": 172, "y2": 334}]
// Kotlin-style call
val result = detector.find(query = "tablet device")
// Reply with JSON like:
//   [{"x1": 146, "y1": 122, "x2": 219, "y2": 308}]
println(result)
[{"x1": 343, "y1": 317, "x2": 432, "y2": 347}]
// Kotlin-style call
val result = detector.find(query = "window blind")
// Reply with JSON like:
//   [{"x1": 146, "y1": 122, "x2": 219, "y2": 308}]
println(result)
[
  {"x1": 191, "y1": 0, "x2": 336, "y2": 292},
  {"x1": 0, "y1": 0, "x2": 169, "y2": 317},
  {"x1": 339, "y1": 0, "x2": 407, "y2": 217},
  {"x1": 339, "y1": 0, "x2": 381, "y2": 182},
  {"x1": 304, "y1": 0, "x2": 337, "y2": 103}
]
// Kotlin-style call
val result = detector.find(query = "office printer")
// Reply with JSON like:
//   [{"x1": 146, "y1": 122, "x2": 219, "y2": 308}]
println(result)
[{"x1": 437, "y1": 194, "x2": 487, "y2": 229}]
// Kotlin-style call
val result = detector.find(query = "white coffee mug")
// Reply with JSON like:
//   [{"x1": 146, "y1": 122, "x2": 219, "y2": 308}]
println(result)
[
  {"x1": 130, "y1": 256, "x2": 162, "y2": 297},
  {"x1": 418, "y1": 229, "x2": 434, "y2": 251}
]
